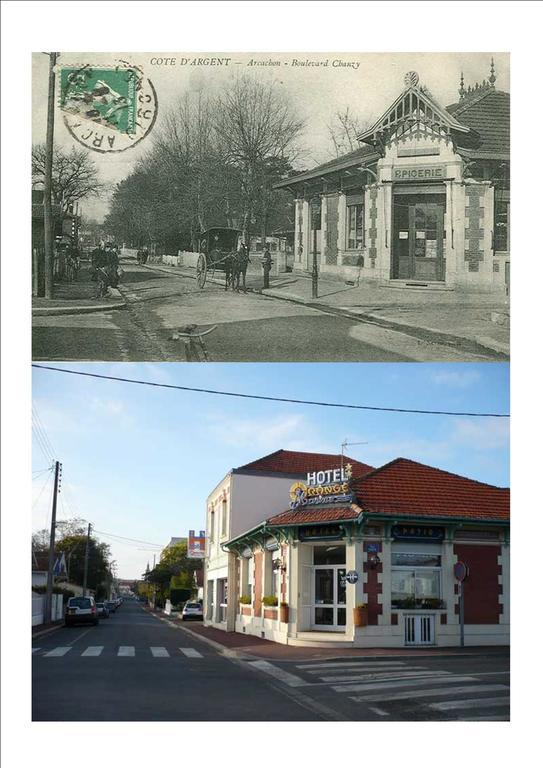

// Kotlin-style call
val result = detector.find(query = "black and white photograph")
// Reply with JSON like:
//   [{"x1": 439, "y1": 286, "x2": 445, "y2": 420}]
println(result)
[{"x1": 31, "y1": 51, "x2": 509, "y2": 362}]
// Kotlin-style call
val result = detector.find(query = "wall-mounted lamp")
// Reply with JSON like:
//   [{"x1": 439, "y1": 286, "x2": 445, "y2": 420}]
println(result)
[{"x1": 368, "y1": 554, "x2": 381, "y2": 569}]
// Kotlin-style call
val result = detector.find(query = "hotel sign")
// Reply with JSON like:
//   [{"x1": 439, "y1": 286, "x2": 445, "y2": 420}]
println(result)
[
  {"x1": 289, "y1": 465, "x2": 354, "y2": 510},
  {"x1": 392, "y1": 164, "x2": 447, "y2": 182}
]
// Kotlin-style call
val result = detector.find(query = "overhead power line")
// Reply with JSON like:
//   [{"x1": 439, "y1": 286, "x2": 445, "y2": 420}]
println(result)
[
  {"x1": 92, "y1": 529, "x2": 164, "y2": 548},
  {"x1": 32, "y1": 364, "x2": 510, "y2": 418}
]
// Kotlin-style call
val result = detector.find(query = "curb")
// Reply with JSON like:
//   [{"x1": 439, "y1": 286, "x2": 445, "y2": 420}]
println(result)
[
  {"x1": 32, "y1": 622, "x2": 64, "y2": 639},
  {"x1": 32, "y1": 289, "x2": 126, "y2": 317},
  {"x1": 260, "y1": 288, "x2": 509, "y2": 359}
]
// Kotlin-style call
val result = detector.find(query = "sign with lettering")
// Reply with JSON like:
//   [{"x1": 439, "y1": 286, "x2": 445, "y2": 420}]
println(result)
[
  {"x1": 298, "y1": 524, "x2": 344, "y2": 541},
  {"x1": 391, "y1": 524, "x2": 444, "y2": 542},
  {"x1": 289, "y1": 465, "x2": 354, "y2": 510},
  {"x1": 392, "y1": 165, "x2": 447, "y2": 182},
  {"x1": 188, "y1": 529, "x2": 206, "y2": 558}
]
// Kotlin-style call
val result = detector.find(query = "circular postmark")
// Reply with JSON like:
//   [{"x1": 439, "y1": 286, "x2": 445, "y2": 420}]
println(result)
[{"x1": 59, "y1": 62, "x2": 158, "y2": 154}]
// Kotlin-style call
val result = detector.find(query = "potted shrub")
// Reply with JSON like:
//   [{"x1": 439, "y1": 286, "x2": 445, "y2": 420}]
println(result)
[
  {"x1": 279, "y1": 602, "x2": 289, "y2": 623},
  {"x1": 239, "y1": 595, "x2": 251, "y2": 604},
  {"x1": 262, "y1": 595, "x2": 278, "y2": 607},
  {"x1": 353, "y1": 604, "x2": 368, "y2": 627}
]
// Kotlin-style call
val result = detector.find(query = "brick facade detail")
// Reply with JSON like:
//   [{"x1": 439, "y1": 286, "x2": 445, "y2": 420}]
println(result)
[
  {"x1": 253, "y1": 551, "x2": 262, "y2": 617},
  {"x1": 464, "y1": 185, "x2": 486, "y2": 271},
  {"x1": 363, "y1": 541, "x2": 383, "y2": 625}
]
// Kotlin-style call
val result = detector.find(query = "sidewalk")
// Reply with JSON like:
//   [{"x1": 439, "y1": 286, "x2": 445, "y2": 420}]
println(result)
[
  {"x1": 32, "y1": 266, "x2": 126, "y2": 316},
  {"x1": 151, "y1": 262, "x2": 509, "y2": 357},
  {"x1": 172, "y1": 620, "x2": 509, "y2": 662},
  {"x1": 32, "y1": 619, "x2": 63, "y2": 638}
]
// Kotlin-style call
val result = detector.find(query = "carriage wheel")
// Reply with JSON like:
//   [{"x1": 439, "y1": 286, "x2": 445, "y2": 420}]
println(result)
[{"x1": 196, "y1": 253, "x2": 207, "y2": 289}]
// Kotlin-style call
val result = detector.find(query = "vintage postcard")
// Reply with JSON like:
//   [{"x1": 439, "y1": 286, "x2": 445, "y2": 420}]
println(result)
[{"x1": 31, "y1": 52, "x2": 510, "y2": 362}]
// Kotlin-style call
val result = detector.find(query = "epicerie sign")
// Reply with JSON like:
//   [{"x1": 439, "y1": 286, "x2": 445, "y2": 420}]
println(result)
[
  {"x1": 392, "y1": 165, "x2": 447, "y2": 182},
  {"x1": 289, "y1": 465, "x2": 353, "y2": 510}
]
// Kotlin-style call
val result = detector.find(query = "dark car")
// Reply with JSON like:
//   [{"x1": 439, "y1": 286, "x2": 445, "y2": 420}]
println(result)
[
  {"x1": 105, "y1": 600, "x2": 118, "y2": 613},
  {"x1": 65, "y1": 596, "x2": 98, "y2": 626},
  {"x1": 96, "y1": 602, "x2": 110, "y2": 619}
]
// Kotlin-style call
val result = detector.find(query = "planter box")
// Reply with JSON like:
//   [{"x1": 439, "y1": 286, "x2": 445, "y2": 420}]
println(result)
[
  {"x1": 354, "y1": 606, "x2": 369, "y2": 627},
  {"x1": 241, "y1": 605, "x2": 252, "y2": 616},
  {"x1": 263, "y1": 608, "x2": 278, "y2": 620},
  {"x1": 280, "y1": 604, "x2": 289, "y2": 623}
]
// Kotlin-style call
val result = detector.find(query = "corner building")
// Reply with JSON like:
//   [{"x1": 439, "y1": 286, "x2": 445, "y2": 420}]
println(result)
[
  {"x1": 276, "y1": 63, "x2": 509, "y2": 294},
  {"x1": 223, "y1": 458, "x2": 510, "y2": 648}
]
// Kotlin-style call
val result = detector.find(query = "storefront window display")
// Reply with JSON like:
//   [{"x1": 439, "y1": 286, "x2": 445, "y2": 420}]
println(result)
[{"x1": 391, "y1": 552, "x2": 442, "y2": 609}]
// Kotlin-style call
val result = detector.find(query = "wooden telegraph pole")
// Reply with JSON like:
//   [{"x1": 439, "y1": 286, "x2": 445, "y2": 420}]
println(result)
[
  {"x1": 43, "y1": 52, "x2": 58, "y2": 299},
  {"x1": 44, "y1": 461, "x2": 61, "y2": 623},
  {"x1": 82, "y1": 523, "x2": 92, "y2": 596}
]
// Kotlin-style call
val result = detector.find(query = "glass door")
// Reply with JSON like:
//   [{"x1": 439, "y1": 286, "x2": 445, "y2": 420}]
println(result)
[
  {"x1": 409, "y1": 202, "x2": 444, "y2": 281},
  {"x1": 312, "y1": 565, "x2": 347, "y2": 631}
]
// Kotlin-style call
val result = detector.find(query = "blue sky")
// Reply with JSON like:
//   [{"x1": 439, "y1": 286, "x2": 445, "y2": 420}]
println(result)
[{"x1": 32, "y1": 362, "x2": 509, "y2": 578}]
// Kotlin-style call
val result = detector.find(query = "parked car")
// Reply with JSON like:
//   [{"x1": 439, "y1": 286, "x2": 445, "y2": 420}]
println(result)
[
  {"x1": 65, "y1": 596, "x2": 98, "y2": 626},
  {"x1": 96, "y1": 602, "x2": 110, "y2": 619},
  {"x1": 105, "y1": 600, "x2": 118, "y2": 613},
  {"x1": 181, "y1": 601, "x2": 204, "y2": 621}
]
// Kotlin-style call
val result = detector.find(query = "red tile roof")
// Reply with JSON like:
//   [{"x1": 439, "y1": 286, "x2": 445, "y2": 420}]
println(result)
[
  {"x1": 351, "y1": 458, "x2": 509, "y2": 522},
  {"x1": 236, "y1": 449, "x2": 374, "y2": 478},
  {"x1": 268, "y1": 506, "x2": 361, "y2": 526}
]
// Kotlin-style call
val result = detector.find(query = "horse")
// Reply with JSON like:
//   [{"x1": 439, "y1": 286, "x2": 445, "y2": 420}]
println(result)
[{"x1": 231, "y1": 246, "x2": 251, "y2": 292}]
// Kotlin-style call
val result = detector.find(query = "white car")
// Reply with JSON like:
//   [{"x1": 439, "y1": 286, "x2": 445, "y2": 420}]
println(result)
[
  {"x1": 65, "y1": 596, "x2": 99, "y2": 627},
  {"x1": 181, "y1": 601, "x2": 203, "y2": 621}
]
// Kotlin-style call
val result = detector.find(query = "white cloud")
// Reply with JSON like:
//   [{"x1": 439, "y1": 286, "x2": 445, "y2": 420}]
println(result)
[
  {"x1": 451, "y1": 417, "x2": 510, "y2": 450},
  {"x1": 205, "y1": 412, "x2": 334, "y2": 454},
  {"x1": 430, "y1": 370, "x2": 482, "y2": 388}
]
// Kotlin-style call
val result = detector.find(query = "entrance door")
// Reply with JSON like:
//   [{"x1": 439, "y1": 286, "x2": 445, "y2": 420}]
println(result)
[
  {"x1": 312, "y1": 566, "x2": 347, "y2": 631},
  {"x1": 393, "y1": 194, "x2": 445, "y2": 281}
]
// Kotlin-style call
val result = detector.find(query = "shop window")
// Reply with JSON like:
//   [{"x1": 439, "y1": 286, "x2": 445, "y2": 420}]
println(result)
[
  {"x1": 347, "y1": 203, "x2": 364, "y2": 249},
  {"x1": 391, "y1": 553, "x2": 443, "y2": 609},
  {"x1": 313, "y1": 545, "x2": 346, "y2": 565},
  {"x1": 494, "y1": 191, "x2": 510, "y2": 252}
]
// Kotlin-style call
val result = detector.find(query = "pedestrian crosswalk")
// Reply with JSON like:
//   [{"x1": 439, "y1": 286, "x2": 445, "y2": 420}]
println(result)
[
  {"x1": 250, "y1": 658, "x2": 509, "y2": 721},
  {"x1": 33, "y1": 645, "x2": 204, "y2": 659}
]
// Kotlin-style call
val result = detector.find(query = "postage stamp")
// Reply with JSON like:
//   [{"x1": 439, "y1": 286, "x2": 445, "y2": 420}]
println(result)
[{"x1": 59, "y1": 63, "x2": 158, "y2": 153}]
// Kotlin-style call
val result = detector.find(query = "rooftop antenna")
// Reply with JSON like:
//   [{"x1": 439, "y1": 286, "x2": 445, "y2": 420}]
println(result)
[{"x1": 341, "y1": 439, "x2": 369, "y2": 471}]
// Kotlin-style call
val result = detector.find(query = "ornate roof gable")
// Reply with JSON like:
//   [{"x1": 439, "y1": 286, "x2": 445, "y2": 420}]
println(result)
[{"x1": 358, "y1": 72, "x2": 470, "y2": 150}]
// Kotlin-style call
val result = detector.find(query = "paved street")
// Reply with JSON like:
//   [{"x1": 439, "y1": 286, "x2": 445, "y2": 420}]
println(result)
[
  {"x1": 32, "y1": 600, "x2": 319, "y2": 721},
  {"x1": 33, "y1": 601, "x2": 509, "y2": 721},
  {"x1": 32, "y1": 261, "x2": 495, "y2": 362}
]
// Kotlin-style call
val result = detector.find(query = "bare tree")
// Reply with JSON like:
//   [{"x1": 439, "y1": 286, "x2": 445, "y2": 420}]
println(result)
[
  {"x1": 214, "y1": 74, "x2": 305, "y2": 245},
  {"x1": 327, "y1": 108, "x2": 368, "y2": 157},
  {"x1": 32, "y1": 143, "x2": 103, "y2": 216}
]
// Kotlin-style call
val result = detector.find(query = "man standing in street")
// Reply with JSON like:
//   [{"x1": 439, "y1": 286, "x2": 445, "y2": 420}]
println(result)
[{"x1": 262, "y1": 245, "x2": 272, "y2": 289}]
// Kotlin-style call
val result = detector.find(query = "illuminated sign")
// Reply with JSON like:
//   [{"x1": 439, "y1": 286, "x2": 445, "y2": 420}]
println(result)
[
  {"x1": 289, "y1": 465, "x2": 354, "y2": 510},
  {"x1": 392, "y1": 165, "x2": 447, "y2": 182},
  {"x1": 188, "y1": 529, "x2": 206, "y2": 558}
]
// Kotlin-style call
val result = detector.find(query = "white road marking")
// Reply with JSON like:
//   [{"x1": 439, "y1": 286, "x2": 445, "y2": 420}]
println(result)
[
  {"x1": 179, "y1": 648, "x2": 203, "y2": 658},
  {"x1": 32, "y1": 648, "x2": 41, "y2": 654},
  {"x1": 430, "y1": 696, "x2": 510, "y2": 712},
  {"x1": 333, "y1": 674, "x2": 476, "y2": 693},
  {"x1": 150, "y1": 646, "x2": 169, "y2": 658},
  {"x1": 248, "y1": 660, "x2": 307, "y2": 688},
  {"x1": 349, "y1": 684, "x2": 509, "y2": 703},
  {"x1": 297, "y1": 661, "x2": 407, "y2": 671},
  {"x1": 118, "y1": 646, "x2": 135, "y2": 657},
  {"x1": 320, "y1": 670, "x2": 448, "y2": 683},
  {"x1": 43, "y1": 647, "x2": 71, "y2": 657},
  {"x1": 81, "y1": 646, "x2": 104, "y2": 657},
  {"x1": 368, "y1": 706, "x2": 390, "y2": 717},
  {"x1": 68, "y1": 628, "x2": 93, "y2": 646}
]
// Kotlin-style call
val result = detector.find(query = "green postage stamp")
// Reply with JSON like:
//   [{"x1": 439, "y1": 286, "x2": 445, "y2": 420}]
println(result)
[{"x1": 59, "y1": 63, "x2": 157, "y2": 153}]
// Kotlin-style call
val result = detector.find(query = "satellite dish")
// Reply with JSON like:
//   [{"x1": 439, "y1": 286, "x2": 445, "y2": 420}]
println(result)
[{"x1": 404, "y1": 71, "x2": 420, "y2": 88}]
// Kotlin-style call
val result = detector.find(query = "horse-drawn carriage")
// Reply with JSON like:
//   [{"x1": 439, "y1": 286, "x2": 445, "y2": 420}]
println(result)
[{"x1": 196, "y1": 227, "x2": 249, "y2": 291}]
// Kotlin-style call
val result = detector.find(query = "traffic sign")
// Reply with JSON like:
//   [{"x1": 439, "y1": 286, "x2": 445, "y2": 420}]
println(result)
[
  {"x1": 454, "y1": 561, "x2": 469, "y2": 582},
  {"x1": 346, "y1": 570, "x2": 359, "y2": 584}
]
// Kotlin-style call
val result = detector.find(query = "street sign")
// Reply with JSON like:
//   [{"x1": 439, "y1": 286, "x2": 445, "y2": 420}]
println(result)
[
  {"x1": 454, "y1": 561, "x2": 469, "y2": 582},
  {"x1": 366, "y1": 543, "x2": 380, "y2": 553},
  {"x1": 346, "y1": 570, "x2": 359, "y2": 584}
]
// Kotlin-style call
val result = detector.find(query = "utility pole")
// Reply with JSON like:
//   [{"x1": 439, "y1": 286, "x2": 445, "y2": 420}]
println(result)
[
  {"x1": 44, "y1": 461, "x2": 61, "y2": 623},
  {"x1": 82, "y1": 523, "x2": 92, "y2": 596},
  {"x1": 311, "y1": 196, "x2": 320, "y2": 299},
  {"x1": 43, "y1": 52, "x2": 58, "y2": 299}
]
